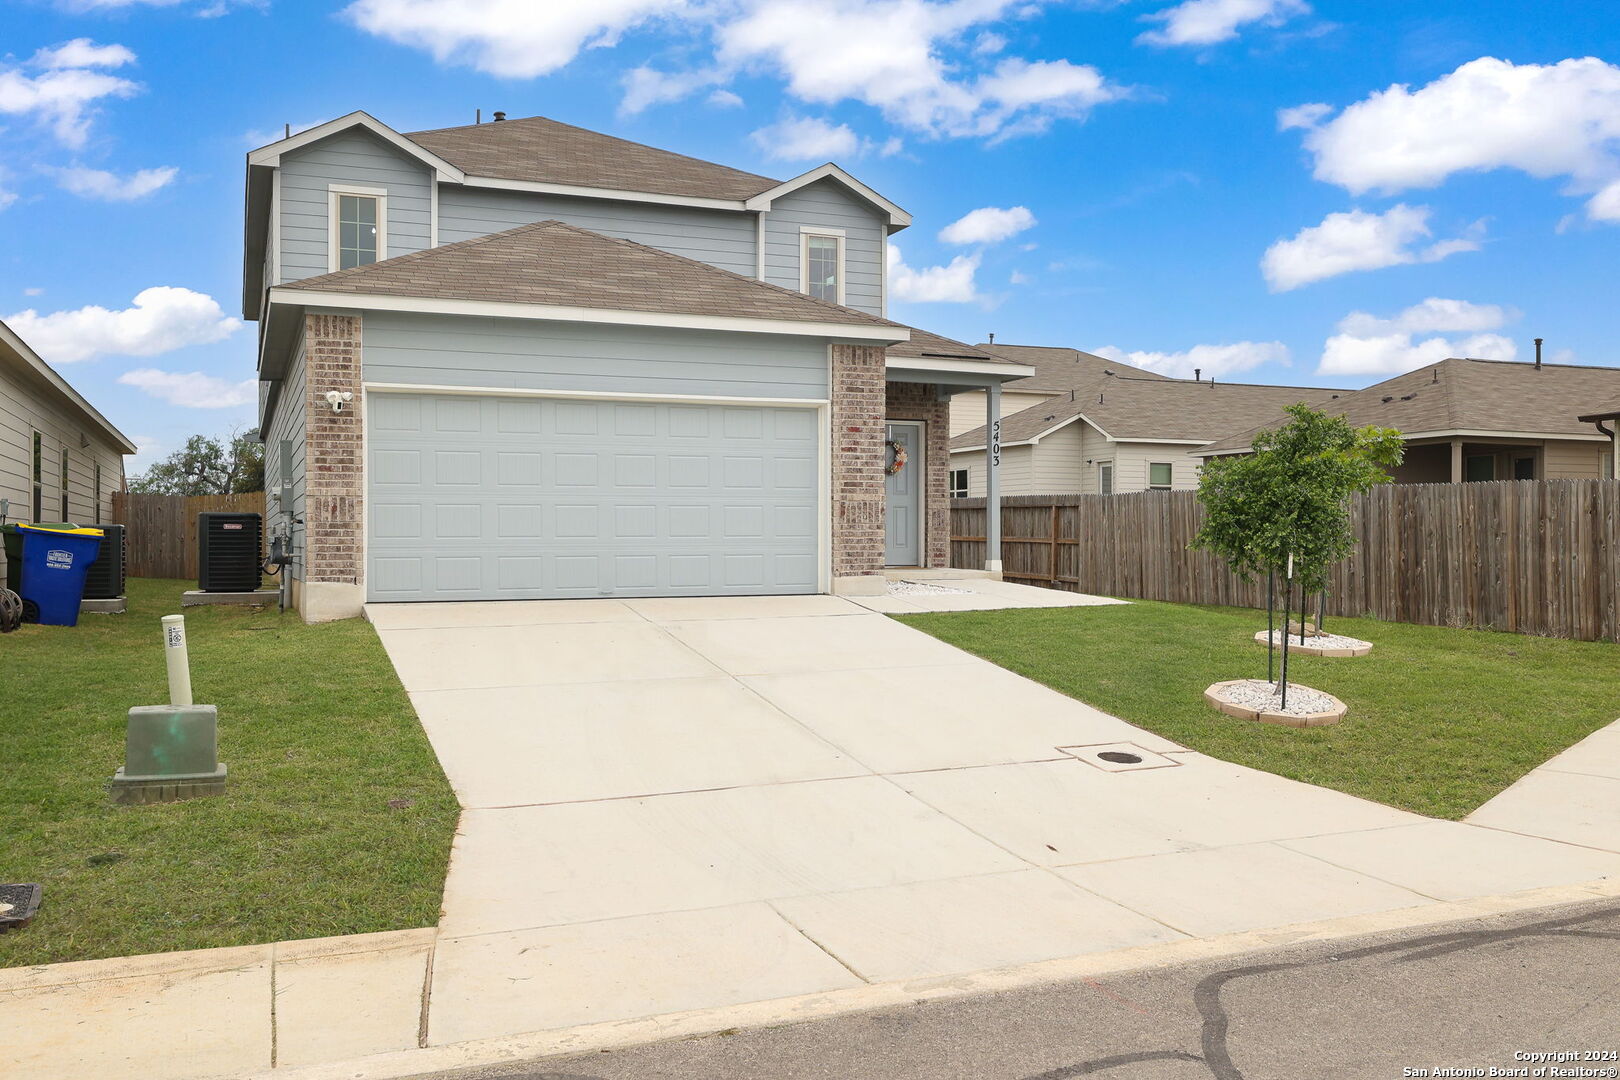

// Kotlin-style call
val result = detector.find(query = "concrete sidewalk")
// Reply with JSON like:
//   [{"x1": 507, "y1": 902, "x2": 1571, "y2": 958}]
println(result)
[{"x1": 5, "y1": 586, "x2": 1619, "y2": 1080}]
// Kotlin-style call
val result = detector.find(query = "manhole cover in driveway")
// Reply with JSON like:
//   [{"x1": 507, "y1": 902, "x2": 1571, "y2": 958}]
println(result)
[{"x1": 1058, "y1": 742, "x2": 1182, "y2": 773}]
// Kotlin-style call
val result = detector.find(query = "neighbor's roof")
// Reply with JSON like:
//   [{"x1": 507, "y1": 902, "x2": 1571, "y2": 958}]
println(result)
[
  {"x1": 1198, "y1": 358, "x2": 1620, "y2": 456},
  {"x1": 952, "y1": 374, "x2": 1334, "y2": 450},
  {"x1": 274, "y1": 218, "x2": 905, "y2": 329},
  {"x1": 976, "y1": 342, "x2": 1171, "y2": 391},
  {"x1": 407, "y1": 115, "x2": 780, "y2": 203},
  {"x1": 0, "y1": 319, "x2": 137, "y2": 455},
  {"x1": 1577, "y1": 394, "x2": 1620, "y2": 422},
  {"x1": 889, "y1": 327, "x2": 1000, "y2": 363}
]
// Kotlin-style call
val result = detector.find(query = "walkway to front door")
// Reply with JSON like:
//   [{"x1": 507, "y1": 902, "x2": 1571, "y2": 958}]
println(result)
[{"x1": 884, "y1": 420, "x2": 922, "y2": 566}]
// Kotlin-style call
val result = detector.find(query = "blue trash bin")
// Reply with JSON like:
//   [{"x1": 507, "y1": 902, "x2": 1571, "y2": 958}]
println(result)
[{"x1": 17, "y1": 524, "x2": 103, "y2": 627}]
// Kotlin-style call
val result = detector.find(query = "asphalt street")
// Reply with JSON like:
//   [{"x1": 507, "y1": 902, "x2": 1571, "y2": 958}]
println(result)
[{"x1": 427, "y1": 896, "x2": 1620, "y2": 1080}]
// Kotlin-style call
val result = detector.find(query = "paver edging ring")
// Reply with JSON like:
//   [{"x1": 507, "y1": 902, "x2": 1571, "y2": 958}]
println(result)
[{"x1": 1204, "y1": 678, "x2": 1348, "y2": 728}]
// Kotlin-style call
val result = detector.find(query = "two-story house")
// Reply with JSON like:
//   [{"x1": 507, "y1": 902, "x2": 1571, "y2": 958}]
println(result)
[{"x1": 247, "y1": 112, "x2": 1031, "y2": 620}]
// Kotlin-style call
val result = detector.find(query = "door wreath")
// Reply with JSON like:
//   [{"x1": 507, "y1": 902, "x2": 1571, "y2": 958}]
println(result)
[{"x1": 885, "y1": 439, "x2": 908, "y2": 475}]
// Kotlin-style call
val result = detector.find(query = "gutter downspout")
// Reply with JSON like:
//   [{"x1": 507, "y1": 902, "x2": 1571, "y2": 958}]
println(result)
[{"x1": 1597, "y1": 420, "x2": 1619, "y2": 480}]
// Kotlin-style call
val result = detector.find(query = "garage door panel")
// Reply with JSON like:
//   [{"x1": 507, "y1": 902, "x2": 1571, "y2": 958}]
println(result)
[{"x1": 368, "y1": 394, "x2": 820, "y2": 601}]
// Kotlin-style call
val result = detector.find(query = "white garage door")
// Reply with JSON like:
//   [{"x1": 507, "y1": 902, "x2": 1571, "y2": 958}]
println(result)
[{"x1": 367, "y1": 393, "x2": 821, "y2": 601}]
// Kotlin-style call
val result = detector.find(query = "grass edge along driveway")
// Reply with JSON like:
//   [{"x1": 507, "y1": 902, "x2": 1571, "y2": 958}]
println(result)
[
  {"x1": 896, "y1": 600, "x2": 1620, "y2": 820},
  {"x1": 1, "y1": 578, "x2": 458, "y2": 969}
]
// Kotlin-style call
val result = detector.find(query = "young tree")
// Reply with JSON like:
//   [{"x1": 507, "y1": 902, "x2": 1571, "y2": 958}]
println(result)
[
  {"x1": 129, "y1": 428, "x2": 264, "y2": 496},
  {"x1": 1193, "y1": 404, "x2": 1403, "y2": 695}
]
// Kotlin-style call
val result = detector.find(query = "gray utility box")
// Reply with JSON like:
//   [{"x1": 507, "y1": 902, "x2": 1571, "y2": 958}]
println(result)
[{"x1": 110, "y1": 704, "x2": 228, "y2": 805}]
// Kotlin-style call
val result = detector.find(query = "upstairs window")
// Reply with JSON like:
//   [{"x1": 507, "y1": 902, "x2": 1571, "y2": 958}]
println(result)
[
  {"x1": 329, "y1": 186, "x2": 387, "y2": 272},
  {"x1": 802, "y1": 231, "x2": 843, "y2": 305},
  {"x1": 1148, "y1": 462, "x2": 1173, "y2": 490}
]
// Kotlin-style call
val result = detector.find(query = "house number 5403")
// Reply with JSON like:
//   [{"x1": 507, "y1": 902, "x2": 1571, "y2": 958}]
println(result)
[{"x1": 990, "y1": 419, "x2": 1001, "y2": 467}]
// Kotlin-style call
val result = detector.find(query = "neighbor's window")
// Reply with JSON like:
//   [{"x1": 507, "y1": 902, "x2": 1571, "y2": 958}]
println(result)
[
  {"x1": 32, "y1": 431, "x2": 43, "y2": 520},
  {"x1": 94, "y1": 462, "x2": 103, "y2": 523},
  {"x1": 1148, "y1": 462, "x2": 1173, "y2": 490},
  {"x1": 803, "y1": 233, "x2": 842, "y2": 304},
  {"x1": 331, "y1": 189, "x2": 386, "y2": 271},
  {"x1": 949, "y1": 468, "x2": 969, "y2": 499},
  {"x1": 60, "y1": 448, "x2": 70, "y2": 520},
  {"x1": 1464, "y1": 455, "x2": 1495, "y2": 482},
  {"x1": 1099, "y1": 461, "x2": 1114, "y2": 496},
  {"x1": 1512, "y1": 456, "x2": 1536, "y2": 481}
]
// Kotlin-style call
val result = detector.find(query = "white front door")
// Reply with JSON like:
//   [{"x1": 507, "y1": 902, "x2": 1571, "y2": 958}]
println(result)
[{"x1": 884, "y1": 421, "x2": 923, "y2": 567}]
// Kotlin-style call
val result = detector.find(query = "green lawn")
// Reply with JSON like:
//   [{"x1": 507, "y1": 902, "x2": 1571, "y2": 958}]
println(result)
[
  {"x1": 897, "y1": 601, "x2": 1620, "y2": 820},
  {"x1": 0, "y1": 579, "x2": 459, "y2": 968}
]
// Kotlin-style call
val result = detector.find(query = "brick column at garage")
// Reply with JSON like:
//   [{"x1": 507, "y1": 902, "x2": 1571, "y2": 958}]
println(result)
[
  {"x1": 830, "y1": 343, "x2": 887, "y2": 590},
  {"x1": 885, "y1": 381, "x2": 950, "y2": 569},
  {"x1": 303, "y1": 312, "x2": 364, "y2": 596}
]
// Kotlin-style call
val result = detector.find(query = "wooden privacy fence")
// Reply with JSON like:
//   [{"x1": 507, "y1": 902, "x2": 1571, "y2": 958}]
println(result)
[
  {"x1": 111, "y1": 492, "x2": 267, "y2": 580},
  {"x1": 951, "y1": 480, "x2": 1620, "y2": 643}
]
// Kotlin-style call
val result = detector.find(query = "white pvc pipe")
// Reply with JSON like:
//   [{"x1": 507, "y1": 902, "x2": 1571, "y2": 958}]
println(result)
[{"x1": 161, "y1": 614, "x2": 193, "y2": 707}]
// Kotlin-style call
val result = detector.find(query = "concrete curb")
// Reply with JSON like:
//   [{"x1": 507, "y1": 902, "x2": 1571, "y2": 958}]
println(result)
[{"x1": 250, "y1": 877, "x2": 1620, "y2": 1080}]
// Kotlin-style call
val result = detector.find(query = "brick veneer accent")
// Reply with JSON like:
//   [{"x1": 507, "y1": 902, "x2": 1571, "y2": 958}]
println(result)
[
  {"x1": 302, "y1": 313, "x2": 364, "y2": 587},
  {"x1": 885, "y1": 381, "x2": 950, "y2": 569},
  {"x1": 830, "y1": 343, "x2": 887, "y2": 581}
]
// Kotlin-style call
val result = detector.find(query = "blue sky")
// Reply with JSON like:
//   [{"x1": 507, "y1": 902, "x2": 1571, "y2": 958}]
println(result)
[{"x1": 4, "y1": 0, "x2": 1618, "y2": 474}]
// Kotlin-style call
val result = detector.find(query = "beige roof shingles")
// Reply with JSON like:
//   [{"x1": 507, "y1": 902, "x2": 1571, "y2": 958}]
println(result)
[
  {"x1": 276, "y1": 218, "x2": 1019, "y2": 372},
  {"x1": 408, "y1": 115, "x2": 780, "y2": 203},
  {"x1": 1198, "y1": 358, "x2": 1620, "y2": 455},
  {"x1": 952, "y1": 375, "x2": 1335, "y2": 449},
  {"x1": 977, "y1": 342, "x2": 1171, "y2": 391},
  {"x1": 279, "y1": 218, "x2": 905, "y2": 328}
]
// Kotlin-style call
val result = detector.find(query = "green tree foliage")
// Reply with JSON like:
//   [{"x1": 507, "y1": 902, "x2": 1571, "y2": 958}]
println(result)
[
  {"x1": 128, "y1": 429, "x2": 264, "y2": 496},
  {"x1": 1193, "y1": 405, "x2": 1404, "y2": 592}
]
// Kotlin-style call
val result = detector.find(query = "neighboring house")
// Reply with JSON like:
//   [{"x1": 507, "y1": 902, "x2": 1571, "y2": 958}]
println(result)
[
  {"x1": 950, "y1": 374, "x2": 1334, "y2": 497},
  {"x1": 1196, "y1": 357, "x2": 1620, "y2": 483},
  {"x1": 0, "y1": 318, "x2": 135, "y2": 545},
  {"x1": 1577, "y1": 396, "x2": 1620, "y2": 479},
  {"x1": 946, "y1": 342, "x2": 1169, "y2": 437},
  {"x1": 246, "y1": 111, "x2": 1032, "y2": 621}
]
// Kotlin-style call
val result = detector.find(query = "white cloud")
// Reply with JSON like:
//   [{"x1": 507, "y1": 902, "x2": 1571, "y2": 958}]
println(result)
[
  {"x1": 939, "y1": 205, "x2": 1036, "y2": 245},
  {"x1": 708, "y1": 88, "x2": 744, "y2": 108},
  {"x1": 0, "y1": 186, "x2": 16, "y2": 211},
  {"x1": 32, "y1": 40, "x2": 136, "y2": 70},
  {"x1": 887, "y1": 242, "x2": 980, "y2": 303},
  {"x1": 343, "y1": 0, "x2": 689, "y2": 80},
  {"x1": 23, "y1": 287, "x2": 44, "y2": 297},
  {"x1": 1589, "y1": 179, "x2": 1620, "y2": 223},
  {"x1": 1285, "y1": 57, "x2": 1620, "y2": 223},
  {"x1": 345, "y1": 0, "x2": 1128, "y2": 142},
  {"x1": 1318, "y1": 298, "x2": 1518, "y2": 376},
  {"x1": 750, "y1": 116, "x2": 860, "y2": 161},
  {"x1": 1009, "y1": 269, "x2": 1030, "y2": 284},
  {"x1": 1093, "y1": 341, "x2": 1289, "y2": 379},
  {"x1": 1261, "y1": 204, "x2": 1481, "y2": 291},
  {"x1": 1138, "y1": 0, "x2": 1307, "y2": 47},
  {"x1": 5, "y1": 287, "x2": 241, "y2": 364},
  {"x1": 56, "y1": 165, "x2": 177, "y2": 201},
  {"x1": 0, "y1": 39, "x2": 141, "y2": 148},
  {"x1": 118, "y1": 369, "x2": 257, "y2": 409},
  {"x1": 1277, "y1": 101, "x2": 1330, "y2": 130}
]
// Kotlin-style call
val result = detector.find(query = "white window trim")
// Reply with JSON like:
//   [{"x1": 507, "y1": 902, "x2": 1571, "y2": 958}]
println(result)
[
  {"x1": 328, "y1": 184, "x2": 389, "y2": 274},
  {"x1": 1148, "y1": 461, "x2": 1174, "y2": 490},
  {"x1": 948, "y1": 467, "x2": 969, "y2": 499},
  {"x1": 800, "y1": 231, "x2": 845, "y2": 307}
]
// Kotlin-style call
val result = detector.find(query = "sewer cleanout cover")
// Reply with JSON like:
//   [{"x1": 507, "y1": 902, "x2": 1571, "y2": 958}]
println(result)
[{"x1": 1057, "y1": 742, "x2": 1182, "y2": 773}]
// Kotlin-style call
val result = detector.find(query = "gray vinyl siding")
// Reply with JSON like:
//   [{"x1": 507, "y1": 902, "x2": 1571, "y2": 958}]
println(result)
[
  {"x1": 277, "y1": 129, "x2": 433, "y2": 284},
  {"x1": 263, "y1": 334, "x2": 308, "y2": 580},
  {"x1": 360, "y1": 312, "x2": 830, "y2": 401},
  {"x1": 437, "y1": 186, "x2": 757, "y2": 278},
  {"x1": 0, "y1": 362, "x2": 126, "y2": 541},
  {"x1": 763, "y1": 179, "x2": 887, "y2": 316}
]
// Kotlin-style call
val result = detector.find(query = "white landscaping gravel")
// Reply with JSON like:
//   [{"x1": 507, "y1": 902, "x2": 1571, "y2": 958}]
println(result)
[
  {"x1": 1213, "y1": 679, "x2": 1340, "y2": 717},
  {"x1": 890, "y1": 580, "x2": 973, "y2": 597},
  {"x1": 1258, "y1": 629, "x2": 1372, "y2": 651}
]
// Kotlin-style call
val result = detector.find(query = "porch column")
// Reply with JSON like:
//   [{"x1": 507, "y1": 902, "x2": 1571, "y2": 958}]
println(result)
[
  {"x1": 1450, "y1": 438, "x2": 1464, "y2": 483},
  {"x1": 985, "y1": 381, "x2": 1002, "y2": 574}
]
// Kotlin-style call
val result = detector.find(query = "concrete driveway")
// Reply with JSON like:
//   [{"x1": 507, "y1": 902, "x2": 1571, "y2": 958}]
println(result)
[{"x1": 368, "y1": 591, "x2": 1620, "y2": 1050}]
